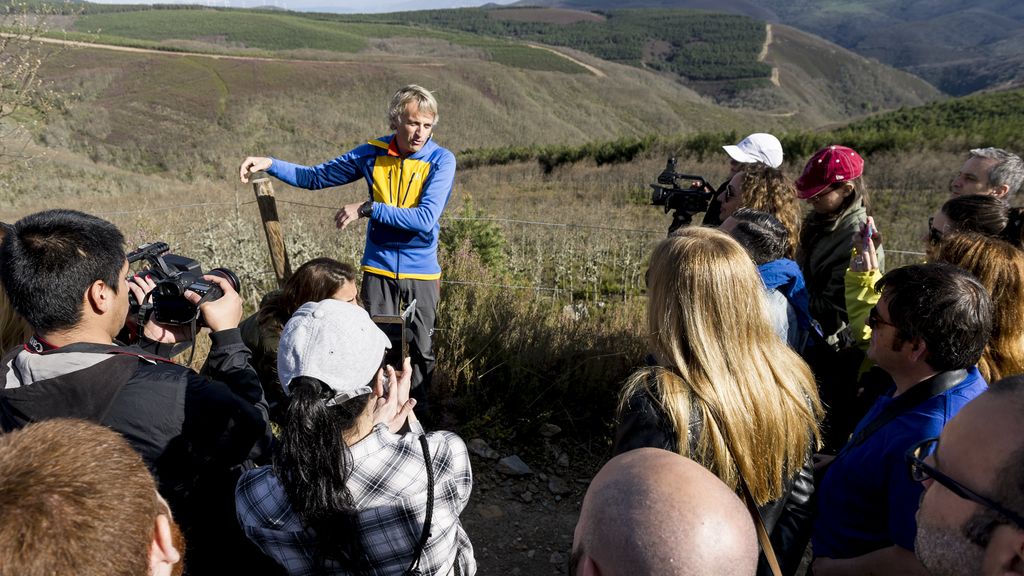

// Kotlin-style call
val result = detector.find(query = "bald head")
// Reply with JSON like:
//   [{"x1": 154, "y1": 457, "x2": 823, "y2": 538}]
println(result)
[{"x1": 572, "y1": 448, "x2": 757, "y2": 576}]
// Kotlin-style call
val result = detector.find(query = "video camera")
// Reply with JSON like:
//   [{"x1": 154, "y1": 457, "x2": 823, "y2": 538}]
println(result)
[
  {"x1": 127, "y1": 242, "x2": 240, "y2": 327},
  {"x1": 650, "y1": 157, "x2": 714, "y2": 232}
]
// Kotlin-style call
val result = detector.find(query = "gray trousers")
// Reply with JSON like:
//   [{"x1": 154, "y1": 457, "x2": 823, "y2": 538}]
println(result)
[{"x1": 361, "y1": 273, "x2": 439, "y2": 405}]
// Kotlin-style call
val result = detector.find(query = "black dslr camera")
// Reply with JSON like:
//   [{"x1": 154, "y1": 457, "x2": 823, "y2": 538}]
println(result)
[
  {"x1": 127, "y1": 242, "x2": 240, "y2": 326},
  {"x1": 651, "y1": 157, "x2": 714, "y2": 233}
]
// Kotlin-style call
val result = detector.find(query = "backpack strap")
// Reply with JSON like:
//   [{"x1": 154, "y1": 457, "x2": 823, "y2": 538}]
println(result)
[{"x1": 845, "y1": 369, "x2": 967, "y2": 450}]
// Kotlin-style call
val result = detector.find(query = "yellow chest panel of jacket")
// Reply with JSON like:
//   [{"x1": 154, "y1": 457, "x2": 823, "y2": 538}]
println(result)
[{"x1": 371, "y1": 156, "x2": 432, "y2": 208}]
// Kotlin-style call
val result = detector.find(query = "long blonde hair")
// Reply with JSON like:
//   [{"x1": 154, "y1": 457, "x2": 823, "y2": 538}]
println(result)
[
  {"x1": 937, "y1": 233, "x2": 1024, "y2": 383},
  {"x1": 619, "y1": 228, "x2": 822, "y2": 504},
  {"x1": 740, "y1": 164, "x2": 802, "y2": 259}
]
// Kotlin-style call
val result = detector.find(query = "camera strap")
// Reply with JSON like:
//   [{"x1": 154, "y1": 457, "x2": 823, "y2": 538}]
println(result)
[{"x1": 133, "y1": 292, "x2": 157, "y2": 345}]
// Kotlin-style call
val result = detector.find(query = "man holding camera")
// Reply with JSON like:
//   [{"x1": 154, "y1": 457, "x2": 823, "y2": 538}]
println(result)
[
  {"x1": 0, "y1": 209, "x2": 272, "y2": 574},
  {"x1": 239, "y1": 84, "x2": 453, "y2": 413}
]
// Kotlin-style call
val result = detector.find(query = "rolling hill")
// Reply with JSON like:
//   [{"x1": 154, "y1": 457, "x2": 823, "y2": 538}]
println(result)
[
  {"x1": 513, "y1": 0, "x2": 1024, "y2": 96},
  {"x1": 50, "y1": 4, "x2": 940, "y2": 124}
]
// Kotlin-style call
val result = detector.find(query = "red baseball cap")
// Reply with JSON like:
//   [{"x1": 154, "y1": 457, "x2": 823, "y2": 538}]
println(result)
[{"x1": 795, "y1": 145, "x2": 864, "y2": 199}]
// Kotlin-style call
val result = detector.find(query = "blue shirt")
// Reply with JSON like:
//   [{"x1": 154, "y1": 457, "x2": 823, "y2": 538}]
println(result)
[
  {"x1": 268, "y1": 135, "x2": 455, "y2": 280},
  {"x1": 812, "y1": 367, "x2": 987, "y2": 558}
]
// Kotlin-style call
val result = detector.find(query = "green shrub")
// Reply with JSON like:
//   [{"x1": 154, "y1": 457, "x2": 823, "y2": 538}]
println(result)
[
  {"x1": 440, "y1": 196, "x2": 506, "y2": 271},
  {"x1": 435, "y1": 240, "x2": 646, "y2": 439}
]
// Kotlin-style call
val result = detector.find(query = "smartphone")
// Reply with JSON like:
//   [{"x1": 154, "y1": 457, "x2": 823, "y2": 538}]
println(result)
[
  {"x1": 372, "y1": 314, "x2": 407, "y2": 371},
  {"x1": 862, "y1": 218, "x2": 876, "y2": 251}
]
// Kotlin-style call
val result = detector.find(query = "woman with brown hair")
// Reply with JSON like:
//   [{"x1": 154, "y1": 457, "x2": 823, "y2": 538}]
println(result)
[
  {"x1": 924, "y1": 194, "x2": 1024, "y2": 259},
  {"x1": 614, "y1": 227, "x2": 823, "y2": 576},
  {"x1": 795, "y1": 145, "x2": 885, "y2": 346},
  {"x1": 717, "y1": 163, "x2": 803, "y2": 259},
  {"x1": 239, "y1": 257, "x2": 358, "y2": 423},
  {"x1": 936, "y1": 233, "x2": 1024, "y2": 383}
]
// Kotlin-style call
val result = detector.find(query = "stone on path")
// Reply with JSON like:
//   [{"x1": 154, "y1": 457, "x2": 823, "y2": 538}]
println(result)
[
  {"x1": 538, "y1": 423, "x2": 562, "y2": 437},
  {"x1": 477, "y1": 504, "x2": 504, "y2": 520},
  {"x1": 468, "y1": 438, "x2": 500, "y2": 460},
  {"x1": 496, "y1": 454, "x2": 533, "y2": 476},
  {"x1": 548, "y1": 476, "x2": 572, "y2": 496}
]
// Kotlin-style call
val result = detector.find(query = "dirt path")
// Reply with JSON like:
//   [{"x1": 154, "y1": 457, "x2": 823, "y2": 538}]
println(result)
[
  {"x1": 526, "y1": 43, "x2": 606, "y2": 77},
  {"x1": 759, "y1": 23, "x2": 773, "y2": 62},
  {"x1": 460, "y1": 433, "x2": 607, "y2": 574},
  {"x1": 6, "y1": 33, "x2": 443, "y2": 67}
]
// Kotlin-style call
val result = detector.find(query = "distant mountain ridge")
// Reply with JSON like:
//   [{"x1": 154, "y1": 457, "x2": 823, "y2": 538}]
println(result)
[
  {"x1": 55, "y1": 4, "x2": 941, "y2": 125},
  {"x1": 512, "y1": 0, "x2": 1024, "y2": 96},
  {"x1": 339, "y1": 6, "x2": 940, "y2": 122}
]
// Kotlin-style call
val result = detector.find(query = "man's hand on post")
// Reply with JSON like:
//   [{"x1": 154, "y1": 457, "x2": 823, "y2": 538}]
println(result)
[{"x1": 239, "y1": 156, "x2": 272, "y2": 184}]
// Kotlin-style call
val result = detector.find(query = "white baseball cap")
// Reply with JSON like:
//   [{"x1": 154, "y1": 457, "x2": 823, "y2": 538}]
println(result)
[
  {"x1": 722, "y1": 133, "x2": 784, "y2": 169},
  {"x1": 278, "y1": 299, "x2": 391, "y2": 405}
]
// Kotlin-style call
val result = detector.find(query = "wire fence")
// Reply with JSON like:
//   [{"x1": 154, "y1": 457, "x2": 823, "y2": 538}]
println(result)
[{"x1": 7, "y1": 196, "x2": 927, "y2": 294}]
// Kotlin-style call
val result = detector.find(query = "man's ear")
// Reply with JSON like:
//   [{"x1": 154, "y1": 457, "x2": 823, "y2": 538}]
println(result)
[
  {"x1": 149, "y1": 514, "x2": 182, "y2": 576},
  {"x1": 85, "y1": 279, "x2": 113, "y2": 314},
  {"x1": 908, "y1": 338, "x2": 928, "y2": 363},
  {"x1": 993, "y1": 184, "x2": 1010, "y2": 199}
]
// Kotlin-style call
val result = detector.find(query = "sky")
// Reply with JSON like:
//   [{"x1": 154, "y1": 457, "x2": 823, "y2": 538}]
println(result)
[{"x1": 85, "y1": 0, "x2": 520, "y2": 13}]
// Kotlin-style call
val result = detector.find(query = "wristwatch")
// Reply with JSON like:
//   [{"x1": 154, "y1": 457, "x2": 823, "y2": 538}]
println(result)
[{"x1": 358, "y1": 201, "x2": 373, "y2": 218}]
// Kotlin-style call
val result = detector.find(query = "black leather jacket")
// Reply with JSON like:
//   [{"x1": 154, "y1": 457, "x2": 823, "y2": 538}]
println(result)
[{"x1": 614, "y1": 388, "x2": 815, "y2": 576}]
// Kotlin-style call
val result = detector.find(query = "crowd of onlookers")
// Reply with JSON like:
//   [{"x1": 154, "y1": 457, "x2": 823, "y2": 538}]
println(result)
[{"x1": 1, "y1": 121, "x2": 1023, "y2": 575}]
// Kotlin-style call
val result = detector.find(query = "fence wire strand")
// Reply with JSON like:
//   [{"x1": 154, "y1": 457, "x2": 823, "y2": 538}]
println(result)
[{"x1": 41, "y1": 198, "x2": 928, "y2": 294}]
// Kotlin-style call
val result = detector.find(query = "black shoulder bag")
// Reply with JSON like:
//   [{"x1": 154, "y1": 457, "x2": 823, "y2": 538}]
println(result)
[{"x1": 405, "y1": 434, "x2": 435, "y2": 576}]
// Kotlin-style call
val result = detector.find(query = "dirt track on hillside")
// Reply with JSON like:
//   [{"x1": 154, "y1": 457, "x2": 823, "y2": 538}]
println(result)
[
  {"x1": 525, "y1": 43, "x2": 606, "y2": 77},
  {"x1": 6, "y1": 33, "x2": 442, "y2": 67}
]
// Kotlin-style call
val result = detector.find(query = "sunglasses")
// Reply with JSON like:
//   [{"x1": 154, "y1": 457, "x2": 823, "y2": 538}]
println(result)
[
  {"x1": 906, "y1": 437, "x2": 1024, "y2": 530},
  {"x1": 723, "y1": 183, "x2": 738, "y2": 202},
  {"x1": 928, "y1": 216, "x2": 945, "y2": 244},
  {"x1": 866, "y1": 306, "x2": 894, "y2": 329}
]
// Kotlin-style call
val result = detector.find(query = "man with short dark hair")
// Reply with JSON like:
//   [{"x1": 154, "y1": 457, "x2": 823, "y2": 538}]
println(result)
[
  {"x1": 913, "y1": 376, "x2": 1024, "y2": 576},
  {"x1": 950, "y1": 147, "x2": 1023, "y2": 199},
  {"x1": 0, "y1": 418, "x2": 184, "y2": 576},
  {"x1": 0, "y1": 209, "x2": 271, "y2": 574},
  {"x1": 239, "y1": 85, "x2": 453, "y2": 412},
  {"x1": 571, "y1": 448, "x2": 758, "y2": 576},
  {"x1": 812, "y1": 263, "x2": 993, "y2": 575}
]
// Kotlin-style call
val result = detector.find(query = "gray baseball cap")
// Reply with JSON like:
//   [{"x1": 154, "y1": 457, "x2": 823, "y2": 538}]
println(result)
[{"x1": 278, "y1": 299, "x2": 391, "y2": 405}]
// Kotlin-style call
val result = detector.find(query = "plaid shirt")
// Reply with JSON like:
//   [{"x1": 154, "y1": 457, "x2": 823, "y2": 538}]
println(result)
[{"x1": 236, "y1": 422, "x2": 476, "y2": 575}]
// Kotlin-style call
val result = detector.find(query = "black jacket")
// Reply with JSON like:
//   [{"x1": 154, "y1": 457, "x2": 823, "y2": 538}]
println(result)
[
  {"x1": 0, "y1": 329, "x2": 274, "y2": 575},
  {"x1": 614, "y1": 389, "x2": 815, "y2": 576}
]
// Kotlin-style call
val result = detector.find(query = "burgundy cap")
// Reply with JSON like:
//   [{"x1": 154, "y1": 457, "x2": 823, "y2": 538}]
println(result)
[{"x1": 794, "y1": 145, "x2": 864, "y2": 199}]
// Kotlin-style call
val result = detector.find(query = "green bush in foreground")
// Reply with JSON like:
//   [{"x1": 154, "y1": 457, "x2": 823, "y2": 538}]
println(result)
[{"x1": 436, "y1": 239, "x2": 645, "y2": 441}]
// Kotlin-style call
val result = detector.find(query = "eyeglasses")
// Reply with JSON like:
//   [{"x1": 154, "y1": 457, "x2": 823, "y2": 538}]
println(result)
[
  {"x1": 866, "y1": 306, "x2": 894, "y2": 329},
  {"x1": 724, "y1": 183, "x2": 738, "y2": 202},
  {"x1": 928, "y1": 216, "x2": 945, "y2": 244},
  {"x1": 906, "y1": 437, "x2": 1024, "y2": 530}
]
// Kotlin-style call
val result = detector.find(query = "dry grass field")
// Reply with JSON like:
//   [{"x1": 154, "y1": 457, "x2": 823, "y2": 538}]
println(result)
[{"x1": 0, "y1": 122, "x2": 960, "y2": 439}]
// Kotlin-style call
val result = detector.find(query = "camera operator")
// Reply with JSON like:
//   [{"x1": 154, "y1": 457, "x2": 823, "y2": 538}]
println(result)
[
  {"x1": 703, "y1": 133, "x2": 785, "y2": 227},
  {"x1": 657, "y1": 133, "x2": 785, "y2": 235},
  {"x1": 0, "y1": 209, "x2": 273, "y2": 575}
]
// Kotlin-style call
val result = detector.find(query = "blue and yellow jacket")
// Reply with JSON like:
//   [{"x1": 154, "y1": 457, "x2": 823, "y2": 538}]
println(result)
[{"x1": 268, "y1": 135, "x2": 455, "y2": 280}]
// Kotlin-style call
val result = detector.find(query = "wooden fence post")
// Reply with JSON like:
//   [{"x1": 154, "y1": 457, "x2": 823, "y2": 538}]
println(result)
[{"x1": 250, "y1": 173, "x2": 292, "y2": 287}]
